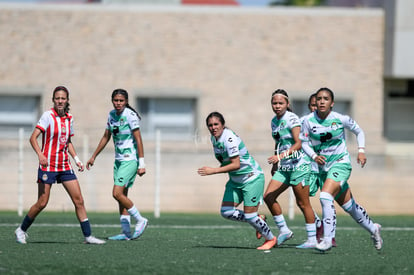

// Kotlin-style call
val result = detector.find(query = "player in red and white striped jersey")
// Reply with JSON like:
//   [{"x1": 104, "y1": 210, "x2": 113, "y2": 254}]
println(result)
[{"x1": 14, "y1": 86, "x2": 105, "y2": 245}]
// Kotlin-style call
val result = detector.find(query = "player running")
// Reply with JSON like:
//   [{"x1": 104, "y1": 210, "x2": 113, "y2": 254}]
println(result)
[
  {"x1": 198, "y1": 111, "x2": 277, "y2": 250},
  {"x1": 301, "y1": 87, "x2": 383, "y2": 252}
]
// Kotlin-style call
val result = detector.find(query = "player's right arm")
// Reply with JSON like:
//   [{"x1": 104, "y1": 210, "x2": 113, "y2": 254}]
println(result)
[
  {"x1": 30, "y1": 127, "x2": 47, "y2": 167},
  {"x1": 86, "y1": 129, "x2": 111, "y2": 170}
]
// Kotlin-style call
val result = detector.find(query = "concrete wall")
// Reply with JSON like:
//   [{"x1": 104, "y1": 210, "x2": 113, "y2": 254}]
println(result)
[{"x1": 2, "y1": 4, "x2": 409, "y2": 215}]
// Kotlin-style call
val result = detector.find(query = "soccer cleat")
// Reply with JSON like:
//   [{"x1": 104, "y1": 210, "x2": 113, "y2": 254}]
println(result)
[
  {"x1": 257, "y1": 236, "x2": 277, "y2": 250},
  {"x1": 296, "y1": 240, "x2": 317, "y2": 249},
  {"x1": 15, "y1": 227, "x2": 28, "y2": 244},
  {"x1": 131, "y1": 218, "x2": 148, "y2": 240},
  {"x1": 85, "y1": 235, "x2": 106, "y2": 244},
  {"x1": 315, "y1": 239, "x2": 332, "y2": 252},
  {"x1": 108, "y1": 233, "x2": 130, "y2": 241},
  {"x1": 256, "y1": 214, "x2": 267, "y2": 239},
  {"x1": 371, "y1": 223, "x2": 383, "y2": 250},
  {"x1": 316, "y1": 223, "x2": 324, "y2": 243},
  {"x1": 277, "y1": 231, "x2": 293, "y2": 246}
]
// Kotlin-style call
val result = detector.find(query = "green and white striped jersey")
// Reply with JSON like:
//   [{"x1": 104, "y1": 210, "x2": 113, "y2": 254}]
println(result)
[
  {"x1": 301, "y1": 111, "x2": 365, "y2": 172},
  {"x1": 106, "y1": 107, "x2": 140, "y2": 162},
  {"x1": 211, "y1": 128, "x2": 263, "y2": 185},
  {"x1": 271, "y1": 111, "x2": 310, "y2": 170}
]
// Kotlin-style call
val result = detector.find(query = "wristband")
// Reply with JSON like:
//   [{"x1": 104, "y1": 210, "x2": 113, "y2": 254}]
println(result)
[
  {"x1": 74, "y1": 156, "x2": 81, "y2": 163},
  {"x1": 358, "y1": 148, "x2": 365, "y2": 153},
  {"x1": 312, "y1": 154, "x2": 317, "y2": 160},
  {"x1": 138, "y1": 157, "x2": 146, "y2": 169}
]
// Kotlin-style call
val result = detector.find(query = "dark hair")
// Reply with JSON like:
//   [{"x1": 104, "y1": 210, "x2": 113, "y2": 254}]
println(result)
[
  {"x1": 271, "y1": 89, "x2": 292, "y2": 112},
  {"x1": 111, "y1": 89, "x2": 141, "y2": 119},
  {"x1": 52, "y1": 86, "x2": 70, "y2": 113},
  {"x1": 316, "y1": 87, "x2": 334, "y2": 102},
  {"x1": 308, "y1": 92, "x2": 317, "y2": 105},
  {"x1": 205, "y1": 111, "x2": 225, "y2": 127}
]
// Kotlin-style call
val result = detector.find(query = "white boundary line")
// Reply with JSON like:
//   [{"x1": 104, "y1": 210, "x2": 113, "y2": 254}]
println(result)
[{"x1": 1, "y1": 223, "x2": 414, "y2": 231}]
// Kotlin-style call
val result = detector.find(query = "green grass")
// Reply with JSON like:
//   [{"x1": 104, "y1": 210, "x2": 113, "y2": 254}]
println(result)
[{"x1": 1, "y1": 212, "x2": 413, "y2": 274}]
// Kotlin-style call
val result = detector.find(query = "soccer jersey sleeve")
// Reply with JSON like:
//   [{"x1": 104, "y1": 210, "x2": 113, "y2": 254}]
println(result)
[
  {"x1": 224, "y1": 132, "x2": 240, "y2": 158},
  {"x1": 128, "y1": 109, "x2": 141, "y2": 131},
  {"x1": 341, "y1": 114, "x2": 365, "y2": 148},
  {"x1": 288, "y1": 112, "x2": 301, "y2": 129},
  {"x1": 35, "y1": 111, "x2": 50, "y2": 132},
  {"x1": 69, "y1": 115, "x2": 74, "y2": 137}
]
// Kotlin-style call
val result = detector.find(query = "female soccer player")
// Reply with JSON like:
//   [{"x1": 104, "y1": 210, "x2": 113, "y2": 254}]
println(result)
[
  {"x1": 301, "y1": 87, "x2": 383, "y2": 252},
  {"x1": 86, "y1": 89, "x2": 147, "y2": 240},
  {"x1": 198, "y1": 111, "x2": 277, "y2": 250},
  {"x1": 263, "y1": 89, "x2": 317, "y2": 249},
  {"x1": 14, "y1": 86, "x2": 105, "y2": 244}
]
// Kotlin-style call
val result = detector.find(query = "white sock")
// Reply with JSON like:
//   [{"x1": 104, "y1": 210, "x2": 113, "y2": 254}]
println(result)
[
  {"x1": 305, "y1": 223, "x2": 317, "y2": 242},
  {"x1": 245, "y1": 212, "x2": 274, "y2": 241},
  {"x1": 320, "y1": 191, "x2": 336, "y2": 241},
  {"x1": 220, "y1": 206, "x2": 246, "y2": 222},
  {"x1": 273, "y1": 214, "x2": 290, "y2": 233},
  {"x1": 342, "y1": 198, "x2": 376, "y2": 234},
  {"x1": 127, "y1": 205, "x2": 143, "y2": 222}
]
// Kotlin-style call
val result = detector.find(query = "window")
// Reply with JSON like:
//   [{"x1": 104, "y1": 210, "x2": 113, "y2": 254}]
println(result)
[
  {"x1": 384, "y1": 79, "x2": 414, "y2": 141},
  {"x1": 136, "y1": 97, "x2": 197, "y2": 140},
  {"x1": 0, "y1": 95, "x2": 41, "y2": 138}
]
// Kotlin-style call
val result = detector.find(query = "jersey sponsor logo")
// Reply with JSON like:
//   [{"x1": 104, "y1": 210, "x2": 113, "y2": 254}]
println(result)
[
  {"x1": 273, "y1": 131, "x2": 280, "y2": 141},
  {"x1": 227, "y1": 137, "x2": 233, "y2": 143},
  {"x1": 251, "y1": 196, "x2": 257, "y2": 203},
  {"x1": 118, "y1": 177, "x2": 124, "y2": 184},
  {"x1": 59, "y1": 136, "x2": 67, "y2": 144},
  {"x1": 113, "y1": 126, "x2": 119, "y2": 136},
  {"x1": 320, "y1": 132, "x2": 333, "y2": 143}
]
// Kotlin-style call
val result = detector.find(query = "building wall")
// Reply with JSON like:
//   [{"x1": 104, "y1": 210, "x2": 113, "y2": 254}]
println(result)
[{"x1": 2, "y1": 4, "x2": 409, "y2": 215}]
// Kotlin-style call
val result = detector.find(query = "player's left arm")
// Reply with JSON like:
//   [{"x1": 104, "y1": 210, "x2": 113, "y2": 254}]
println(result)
[
  {"x1": 342, "y1": 115, "x2": 366, "y2": 168},
  {"x1": 68, "y1": 136, "x2": 84, "y2": 172},
  {"x1": 132, "y1": 128, "x2": 146, "y2": 176}
]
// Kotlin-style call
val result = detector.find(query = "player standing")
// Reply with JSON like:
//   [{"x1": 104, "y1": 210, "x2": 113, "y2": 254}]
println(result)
[
  {"x1": 86, "y1": 89, "x2": 148, "y2": 240},
  {"x1": 14, "y1": 86, "x2": 105, "y2": 245},
  {"x1": 263, "y1": 89, "x2": 317, "y2": 249}
]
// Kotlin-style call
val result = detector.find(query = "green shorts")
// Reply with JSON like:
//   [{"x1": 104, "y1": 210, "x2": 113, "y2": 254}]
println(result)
[
  {"x1": 271, "y1": 164, "x2": 310, "y2": 187},
  {"x1": 113, "y1": 160, "x2": 138, "y2": 188},
  {"x1": 319, "y1": 162, "x2": 351, "y2": 200},
  {"x1": 308, "y1": 172, "x2": 320, "y2": 197},
  {"x1": 222, "y1": 174, "x2": 265, "y2": 207}
]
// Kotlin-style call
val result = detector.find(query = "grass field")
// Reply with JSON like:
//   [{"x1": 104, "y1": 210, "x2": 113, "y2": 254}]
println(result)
[{"x1": 1, "y1": 211, "x2": 413, "y2": 275}]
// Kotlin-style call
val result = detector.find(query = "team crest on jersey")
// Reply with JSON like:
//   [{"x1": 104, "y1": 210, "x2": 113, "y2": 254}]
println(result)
[
  {"x1": 120, "y1": 118, "x2": 125, "y2": 126},
  {"x1": 331, "y1": 122, "x2": 338, "y2": 130},
  {"x1": 59, "y1": 136, "x2": 67, "y2": 144},
  {"x1": 61, "y1": 126, "x2": 66, "y2": 134},
  {"x1": 279, "y1": 121, "x2": 286, "y2": 129},
  {"x1": 42, "y1": 173, "x2": 48, "y2": 181}
]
